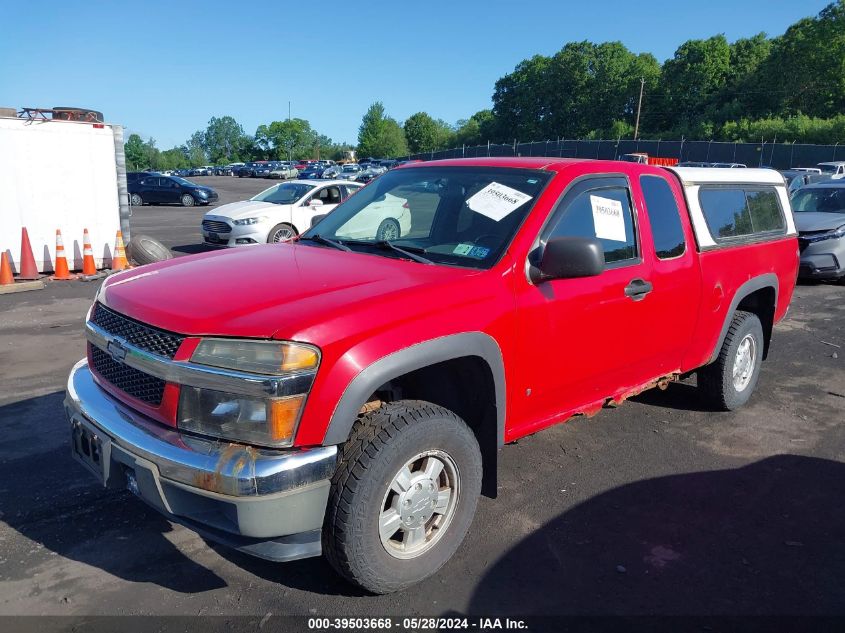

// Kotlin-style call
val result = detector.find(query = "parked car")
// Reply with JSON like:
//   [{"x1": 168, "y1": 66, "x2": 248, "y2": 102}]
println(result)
[
  {"x1": 237, "y1": 162, "x2": 263, "y2": 178},
  {"x1": 128, "y1": 175, "x2": 218, "y2": 207},
  {"x1": 337, "y1": 164, "x2": 362, "y2": 180},
  {"x1": 268, "y1": 164, "x2": 299, "y2": 180},
  {"x1": 817, "y1": 162, "x2": 845, "y2": 178},
  {"x1": 299, "y1": 165, "x2": 328, "y2": 179},
  {"x1": 379, "y1": 159, "x2": 399, "y2": 170},
  {"x1": 711, "y1": 162, "x2": 747, "y2": 168},
  {"x1": 67, "y1": 159, "x2": 797, "y2": 594},
  {"x1": 677, "y1": 161, "x2": 711, "y2": 167},
  {"x1": 780, "y1": 170, "x2": 830, "y2": 194},
  {"x1": 254, "y1": 163, "x2": 275, "y2": 178},
  {"x1": 200, "y1": 179, "x2": 362, "y2": 245},
  {"x1": 322, "y1": 165, "x2": 342, "y2": 179},
  {"x1": 227, "y1": 162, "x2": 245, "y2": 176},
  {"x1": 127, "y1": 171, "x2": 159, "y2": 184},
  {"x1": 355, "y1": 165, "x2": 386, "y2": 183},
  {"x1": 791, "y1": 182, "x2": 845, "y2": 282}
]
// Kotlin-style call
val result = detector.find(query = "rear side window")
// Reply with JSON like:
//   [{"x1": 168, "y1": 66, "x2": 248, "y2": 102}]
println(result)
[
  {"x1": 640, "y1": 175, "x2": 686, "y2": 259},
  {"x1": 699, "y1": 187, "x2": 785, "y2": 241}
]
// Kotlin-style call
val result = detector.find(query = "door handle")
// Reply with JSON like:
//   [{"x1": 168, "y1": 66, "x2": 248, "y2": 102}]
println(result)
[{"x1": 624, "y1": 278, "x2": 653, "y2": 301}]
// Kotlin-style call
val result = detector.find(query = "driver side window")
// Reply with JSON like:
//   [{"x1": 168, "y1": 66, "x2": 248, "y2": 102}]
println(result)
[{"x1": 547, "y1": 179, "x2": 639, "y2": 266}]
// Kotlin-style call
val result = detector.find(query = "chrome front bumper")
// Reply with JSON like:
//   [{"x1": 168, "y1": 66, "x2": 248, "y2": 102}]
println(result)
[{"x1": 65, "y1": 359, "x2": 337, "y2": 560}]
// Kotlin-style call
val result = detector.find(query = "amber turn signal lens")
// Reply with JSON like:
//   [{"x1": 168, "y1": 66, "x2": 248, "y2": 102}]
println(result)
[
  {"x1": 281, "y1": 346, "x2": 319, "y2": 372},
  {"x1": 268, "y1": 395, "x2": 305, "y2": 441}
]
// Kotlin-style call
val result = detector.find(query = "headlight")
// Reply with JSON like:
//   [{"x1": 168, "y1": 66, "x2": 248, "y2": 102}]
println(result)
[
  {"x1": 196, "y1": 189, "x2": 209, "y2": 197},
  {"x1": 233, "y1": 216, "x2": 269, "y2": 226},
  {"x1": 177, "y1": 339, "x2": 320, "y2": 447}
]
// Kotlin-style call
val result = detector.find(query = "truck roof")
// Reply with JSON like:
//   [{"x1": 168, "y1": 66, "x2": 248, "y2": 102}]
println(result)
[{"x1": 667, "y1": 166, "x2": 785, "y2": 185}]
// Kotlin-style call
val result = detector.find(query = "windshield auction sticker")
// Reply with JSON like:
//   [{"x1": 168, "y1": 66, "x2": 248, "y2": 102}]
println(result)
[
  {"x1": 589, "y1": 194, "x2": 627, "y2": 242},
  {"x1": 467, "y1": 182, "x2": 533, "y2": 221}
]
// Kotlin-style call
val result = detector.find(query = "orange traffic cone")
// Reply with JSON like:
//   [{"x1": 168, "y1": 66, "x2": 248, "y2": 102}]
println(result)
[
  {"x1": 52, "y1": 230, "x2": 76, "y2": 280},
  {"x1": 111, "y1": 230, "x2": 129, "y2": 271},
  {"x1": 18, "y1": 227, "x2": 41, "y2": 280},
  {"x1": 82, "y1": 228, "x2": 97, "y2": 276},
  {"x1": 0, "y1": 252, "x2": 13, "y2": 285}
]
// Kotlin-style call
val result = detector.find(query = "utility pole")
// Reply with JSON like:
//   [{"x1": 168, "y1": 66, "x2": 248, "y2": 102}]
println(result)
[
  {"x1": 633, "y1": 78, "x2": 645, "y2": 141},
  {"x1": 287, "y1": 101, "x2": 292, "y2": 163}
]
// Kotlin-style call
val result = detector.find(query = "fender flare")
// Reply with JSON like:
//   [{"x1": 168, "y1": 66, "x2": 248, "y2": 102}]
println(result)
[
  {"x1": 707, "y1": 273, "x2": 779, "y2": 364},
  {"x1": 322, "y1": 332, "x2": 506, "y2": 447}
]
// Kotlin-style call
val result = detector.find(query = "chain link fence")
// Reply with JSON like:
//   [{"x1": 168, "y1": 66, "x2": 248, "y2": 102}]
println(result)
[{"x1": 404, "y1": 139, "x2": 845, "y2": 169}]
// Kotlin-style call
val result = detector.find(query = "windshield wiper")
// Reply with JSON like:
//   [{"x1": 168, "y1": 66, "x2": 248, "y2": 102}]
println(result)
[
  {"x1": 298, "y1": 234, "x2": 351, "y2": 251},
  {"x1": 373, "y1": 240, "x2": 434, "y2": 265}
]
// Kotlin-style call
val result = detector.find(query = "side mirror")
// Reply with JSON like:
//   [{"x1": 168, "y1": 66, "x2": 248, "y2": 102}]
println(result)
[
  {"x1": 529, "y1": 236, "x2": 604, "y2": 283},
  {"x1": 310, "y1": 213, "x2": 328, "y2": 228},
  {"x1": 308, "y1": 198, "x2": 324, "y2": 207}
]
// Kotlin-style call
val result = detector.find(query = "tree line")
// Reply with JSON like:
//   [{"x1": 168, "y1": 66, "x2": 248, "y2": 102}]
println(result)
[{"x1": 125, "y1": 1, "x2": 845, "y2": 169}]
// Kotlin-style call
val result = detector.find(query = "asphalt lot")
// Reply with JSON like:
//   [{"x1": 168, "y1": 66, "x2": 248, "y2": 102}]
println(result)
[{"x1": 1, "y1": 176, "x2": 844, "y2": 625}]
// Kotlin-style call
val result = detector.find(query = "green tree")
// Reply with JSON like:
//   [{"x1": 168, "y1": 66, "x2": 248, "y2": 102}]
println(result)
[
  {"x1": 124, "y1": 133, "x2": 146, "y2": 170},
  {"x1": 660, "y1": 35, "x2": 732, "y2": 128},
  {"x1": 202, "y1": 116, "x2": 249, "y2": 163},
  {"x1": 255, "y1": 118, "x2": 324, "y2": 160},
  {"x1": 404, "y1": 112, "x2": 441, "y2": 153},
  {"x1": 357, "y1": 102, "x2": 408, "y2": 157}
]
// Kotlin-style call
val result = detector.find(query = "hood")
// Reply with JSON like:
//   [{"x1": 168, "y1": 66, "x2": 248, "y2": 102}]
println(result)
[
  {"x1": 98, "y1": 244, "x2": 481, "y2": 342},
  {"x1": 204, "y1": 199, "x2": 284, "y2": 220},
  {"x1": 794, "y1": 211, "x2": 845, "y2": 232}
]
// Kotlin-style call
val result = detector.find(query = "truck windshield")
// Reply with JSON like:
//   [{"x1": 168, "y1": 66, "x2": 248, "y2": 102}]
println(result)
[
  {"x1": 791, "y1": 188, "x2": 845, "y2": 213},
  {"x1": 301, "y1": 166, "x2": 552, "y2": 268}
]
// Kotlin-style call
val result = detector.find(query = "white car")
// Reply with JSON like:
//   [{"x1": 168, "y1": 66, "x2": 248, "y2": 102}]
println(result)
[
  {"x1": 817, "y1": 162, "x2": 845, "y2": 179},
  {"x1": 334, "y1": 193, "x2": 412, "y2": 241},
  {"x1": 201, "y1": 179, "x2": 362, "y2": 246}
]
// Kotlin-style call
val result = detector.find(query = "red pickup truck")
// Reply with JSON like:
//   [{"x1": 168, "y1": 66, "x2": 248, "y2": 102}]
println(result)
[{"x1": 66, "y1": 158, "x2": 798, "y2": 593}]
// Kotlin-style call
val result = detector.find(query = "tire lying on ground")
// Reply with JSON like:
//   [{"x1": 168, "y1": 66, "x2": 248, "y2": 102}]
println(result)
[{"x1": 127, "y1": 235, "x2": 173, "y2": 266}]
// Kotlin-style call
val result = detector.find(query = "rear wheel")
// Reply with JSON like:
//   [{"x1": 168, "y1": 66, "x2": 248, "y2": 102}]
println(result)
[
  {"x1": 323, "y1": 401, "x2": 482, "y2": 594},
  {"x1": 698, "y1": 310, "x2": 764, "y2": 410},
  {"x1": 267, "y1": 223, "x2": 298, "y2": 243},
  {"x1": 181, "y1": 194, "x2": 195, "y2": 207}
]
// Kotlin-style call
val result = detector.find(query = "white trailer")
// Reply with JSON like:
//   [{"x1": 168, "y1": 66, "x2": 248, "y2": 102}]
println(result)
[{"x1": 0, "y1": 111, "x2": 131, "y2": 273}]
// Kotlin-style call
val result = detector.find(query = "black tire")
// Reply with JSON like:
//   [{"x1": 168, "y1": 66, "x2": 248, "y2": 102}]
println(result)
[
  {"x1": 698, "y1": 310, "x2": 764, "y2": 411},
  {"x1": 323, "y1": 400, "x2": 482, "y2": 594},
  {"x1": 267, "y1": 223, "x2": 298, "y2": 243},
  {"x1": 130, "y1": 193, "x2": 143, "y2": 206},
  {"x1": 376, "y1": 218, "x2": 401, "y2": 241},
  {"x1": 181, "y1": 193, "x2": 195, "y2": 207},
  {"x1": 126, "y1": 235, "x2": 173, "y2": 266}
]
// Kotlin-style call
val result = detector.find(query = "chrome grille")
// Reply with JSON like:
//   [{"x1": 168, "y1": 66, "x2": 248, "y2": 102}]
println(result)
[
  {"x1": 90, "y1": 345, "x2": 165, "y2": 406},
  {"x1": 202, "y1": 219, "x2": 231, "y2": 233},
  {"x1": 91, "y1": 303, "x2": 184, "y2": 359}
]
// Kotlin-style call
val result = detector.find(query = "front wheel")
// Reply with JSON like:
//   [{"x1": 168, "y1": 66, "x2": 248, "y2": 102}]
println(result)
[
  {"x1": 323, "y1": 401, "x2": 482, "y2": 594},
  {"x1": 267, "y1": 223, "x2": 298, "y2": 243},
  {"x1": 698, "y1": 310, "x2": 764, "y2": 410},
  {"x1": 376, "y1": 218, "x2": 400, "y2": 241},
  {"x1": 181, "y1": 194, "x2": 195, "y2": 207},
  {"x1": 130, "y1": 193, "x2": 143, "y2": 206}
]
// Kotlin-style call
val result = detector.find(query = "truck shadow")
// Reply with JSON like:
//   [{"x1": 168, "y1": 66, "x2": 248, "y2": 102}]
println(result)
[
  {"x1": 463, "y1": 454, "x2": 845, "y2": 616},
  {"x1": 170, "y1": 244, "x2": 217, "y2": 256},
  {"x1": 0, "y1": 392, "x2": 226, "y2": 594},
  {"x1": 629, "y1": 381, "x2": 715, "y2": 412}
]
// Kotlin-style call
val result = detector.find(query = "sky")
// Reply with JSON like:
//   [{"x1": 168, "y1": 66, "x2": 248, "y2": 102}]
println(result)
[{"x1": 0, "y1": 0, "x2": 832, "y2": 149}]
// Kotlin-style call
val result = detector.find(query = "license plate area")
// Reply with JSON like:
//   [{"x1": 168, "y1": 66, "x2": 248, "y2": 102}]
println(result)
[{"x1": 71, "y1": 417, "x2": 113, "y2": 486}]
